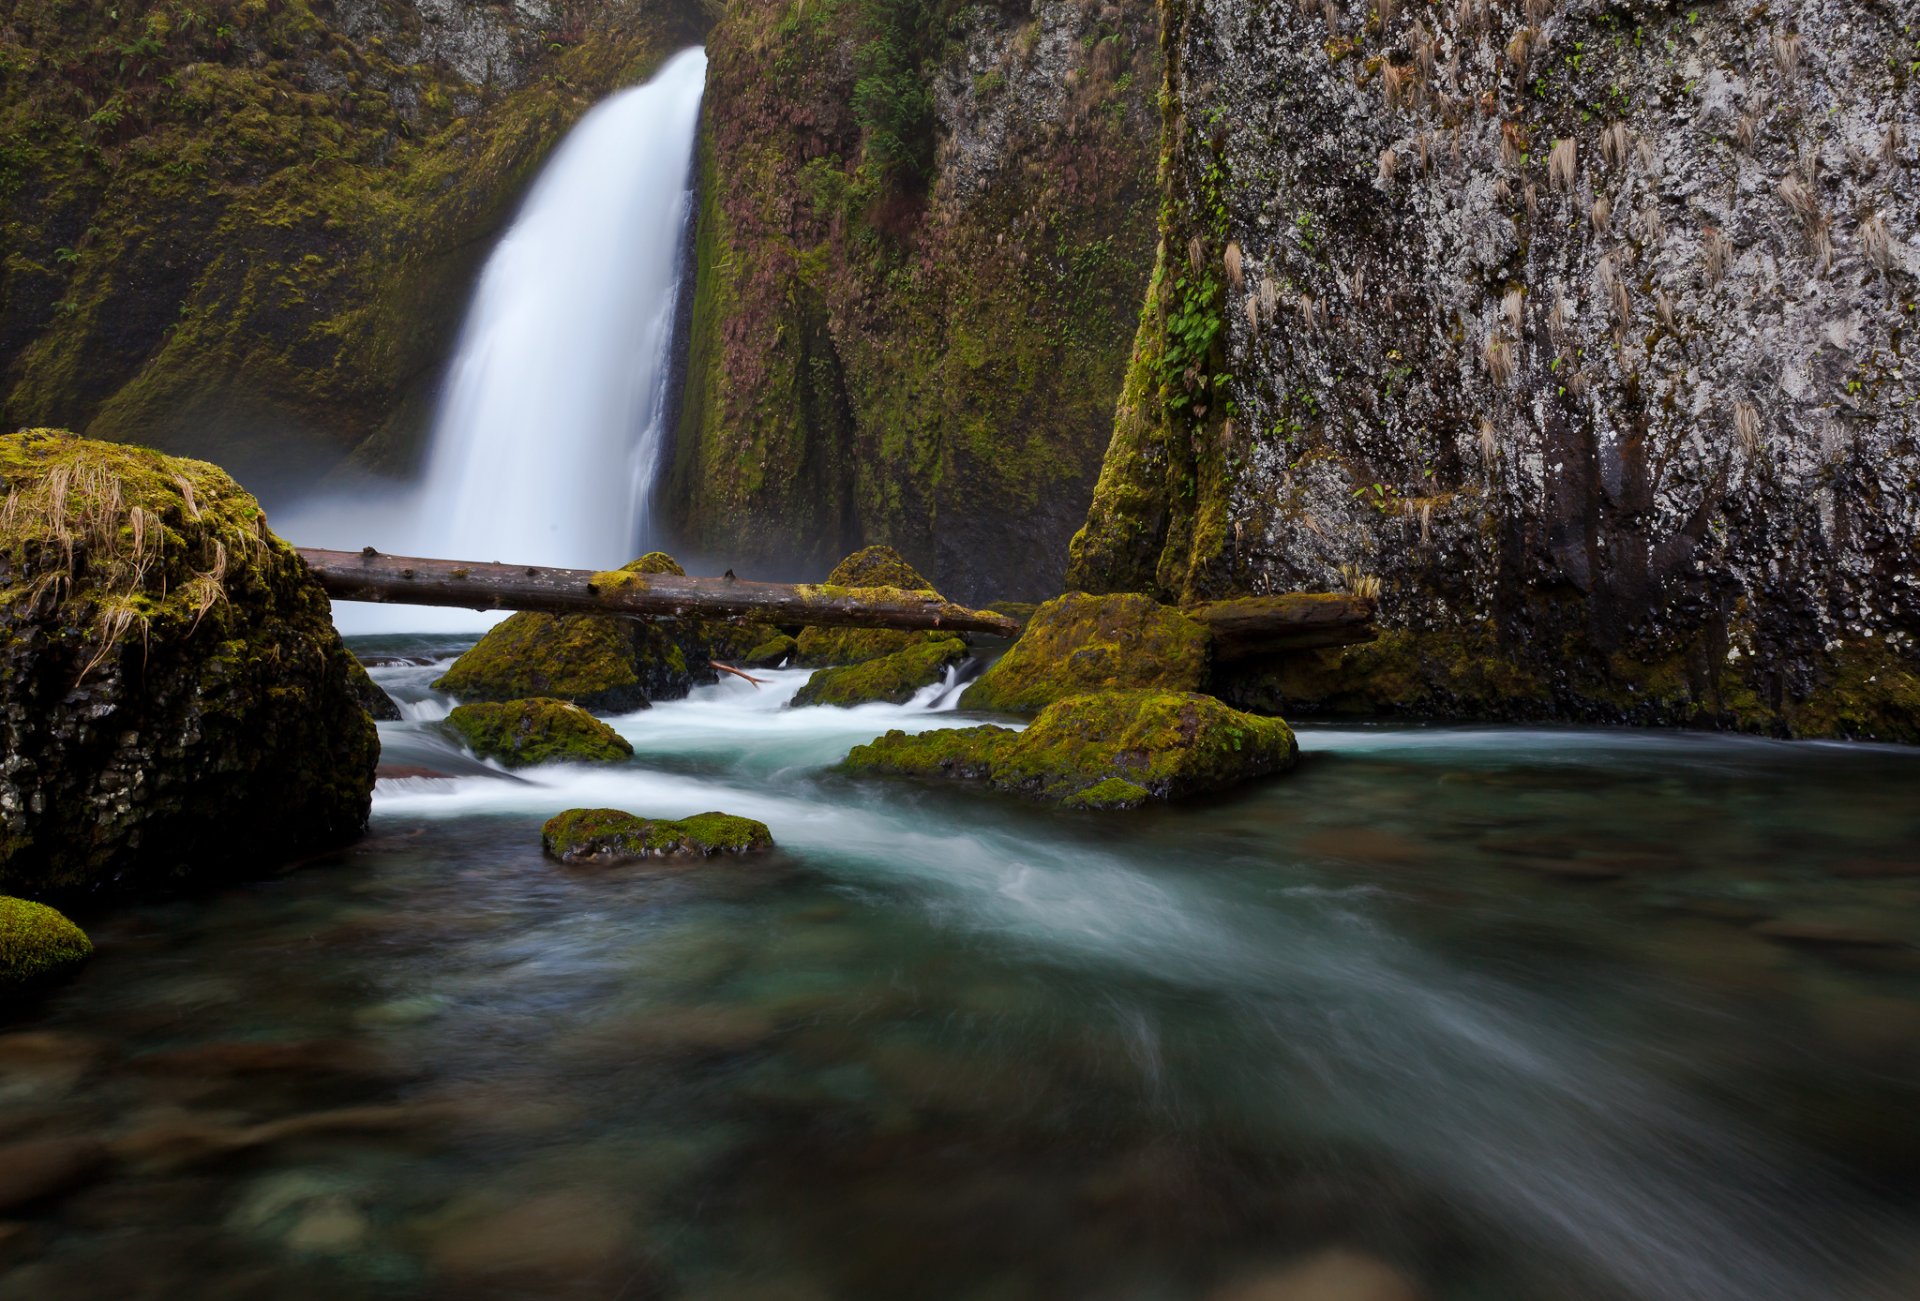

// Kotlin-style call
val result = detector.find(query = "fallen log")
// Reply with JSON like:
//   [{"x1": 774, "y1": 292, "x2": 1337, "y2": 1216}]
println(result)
[
  {"x1": 295, "y1": 548, "x2": 1023, "y2": 637},
  {"x1": 1183, "y1": 594, "x2": 1376, "y2": 661}
]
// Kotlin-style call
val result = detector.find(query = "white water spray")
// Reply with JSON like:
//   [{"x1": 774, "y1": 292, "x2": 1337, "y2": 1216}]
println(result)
[{"x1": 281, "y1": 48, "x2": 708, "y2": 631}]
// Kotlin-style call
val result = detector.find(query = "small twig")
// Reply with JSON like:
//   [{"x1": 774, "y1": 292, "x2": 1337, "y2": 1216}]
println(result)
[{"x1": 710, "y1": 660, "x2": 766, "y2": 688}]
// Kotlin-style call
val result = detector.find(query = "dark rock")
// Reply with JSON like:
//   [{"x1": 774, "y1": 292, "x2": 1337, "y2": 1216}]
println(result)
[
  {"x1": 0, "y1": 431, "x2": 377, "y2": 898},
  {"x1": 346, "y1": 657, "x2": 402, "y2": 721},
  {"x1": 0, "y1": 1137, "x2": 109, "y2": 1214}
]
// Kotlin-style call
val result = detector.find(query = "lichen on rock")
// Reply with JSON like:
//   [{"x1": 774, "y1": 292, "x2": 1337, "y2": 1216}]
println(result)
[
  {"x1": 0, "y1": 429, "x2": 377, "y2": 897},
  {"x1": 0, "y1": 896, "x2": 92, "y2": 990},
  {"x1": 792, "y1": 636, "x2": 968, "y2": 708},
  {"x1": 841, "y1": 689, "x2": 1296, "y2": 806},
  {"x1": 959, "y1": 592, "x2": 1210, "y2": 714},
  {"x1": 445, "y1": 699, "x2": 634, "y2": 768},
  {"x1": 541, "y1": 807, "x2": 775, "y2": 862}
]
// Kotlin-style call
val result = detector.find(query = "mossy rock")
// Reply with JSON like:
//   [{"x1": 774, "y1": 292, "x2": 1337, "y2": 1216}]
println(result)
[
  {"x1": 541, "y1": 808, "x2": 775, "y2": 862},
  {"x1": 433, "y1": 552, "x2": 715, "y2": 712},
  {"x1": 347, "y1": 656, "x2": 402, "y2": 721},
  {"x1": 793, "y1": 638, "x2": 968, "y2": 708},
  {"x1": 793, "y1": 547, "x2": 951, "y2": 667},
  {"x1": 958, "y1": 592, "x2": 1211, "y2": 714},
  {"x1": 0, "y1": 897, "x2": 92, "y2": 990},
  {"x1": 446, "y1": 699, "x2": 634, "y2": 768},
  {"x1": 984, "y1": 600, "x2": 1039, "y2": 626},
  {"x1": 0, "y1": 431, "x2": 377, "y2": 897},
  {"x1": 742, "y1": 634, "x2": 800, "y2": 668},
  {"x1": 841, "y1": 690, "x2": 1297, "y2": 807}
]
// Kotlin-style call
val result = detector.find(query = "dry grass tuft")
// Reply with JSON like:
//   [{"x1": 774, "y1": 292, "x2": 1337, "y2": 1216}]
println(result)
[
  {"x1": 1244, "y1": 294, "x2": 1262, "y2": 334},
  {"x1": 1377, "y1": 146, "x2": 1400, "y2": 184},
  {"x1": 1702, "y1": 226, "x2": 1733, "y2": 287},
  {"x1": 1638, "y1": 202, "x2": 1666, "y2": 246},
  {"x1": 1771, "y1": 29, "x2": 1802, "y2": 82},
  {"x1": 1382, "y1": 62, "x2": 1417, "y2": 111},
  {"x1": 1499, "y1": 121, "x2": 1527, "y2": 168},
  {"x1": 1859, "y1": 212, "x2": 1892, "y2": 274},
  {"x1": 1734, "y1": 114, "x2": 1758, "y2": 152},
  {"x1": 1501, "y1": 287, "x2": 1525, "y2": 333},
  {"x1": 1187, "y1": 235, "x2": 1204, "y2": 275},
  {"x1": 1524, "y1": 183, "x2": 1539, "y2": 219},
  {"x1": 1883, "y1": 122, "x2": 1904, "y2": 169},
  {"x1": 1548, "y1": 137, "x2": 1577, "y2": 192},
  {"x1": 1224, "y1": 240, "x2": 1245, "y2": 291},
  {"x1": 1548, "y1": 293, "x2": 1571, "y2": 341},
  {"x1": 1339, "y1": 564, "x2": 1382, "y2": 600},
  {"x1": 1504, "y1": 26, "x2": 1536, "y2": 75},
  {"x1": 1478, "y1": 415, "x2": 1499, "y2": 461},
  {"x1": 1259, "y1": 274, "x2": 1279, "y2": 320},
  {"x1": 1482, "y1": 331, "x2": 1516, "y2": 386},
  {"x1": 1600, "y1": 121, "x2": 1632, "y2": 169},
  {"x1": 1733, "y1": 399, "x2": 1762, "y2": 452},
  {"x1": 1590, "y1": 194, "x2": 1612, "y2": 233},
  {"x1": 1654, "y1": 290, "x2": 1678, "y2": 334}
]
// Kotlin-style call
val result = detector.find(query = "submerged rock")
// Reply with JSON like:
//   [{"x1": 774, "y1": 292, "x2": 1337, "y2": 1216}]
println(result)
[
  {"x1": 0, "y1": 896, "x2": 92, "y2": 990},
  {"x1": 347, "y1": 656, "x2": 402, "y2": 721},
  {"x1": 542, "y1": 808, "x2": 776, "y2": 862},
  {"x1": 0, "y1": 430, "x2": 377, "y2": 897},
  {"x1": 842, "y1": 690, "x2": 1296, "y2": 806},
  {"x1": 445, "y1": 699, "x2": 633, "y2": 768},
  {"x1": 794, "y1": 546, "x2": 951, "y2": 667},
  {"x1": 792, "y1": 637, "x2": 968, "y2": 708},
  {"x1": 958, "y1": 592, "x2": 1210, "y2": 714},
  {"x1": 434, "y1": 551, "x2": 713, "y2": 712}
]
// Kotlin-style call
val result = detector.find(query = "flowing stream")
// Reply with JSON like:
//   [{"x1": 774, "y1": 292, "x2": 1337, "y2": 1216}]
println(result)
[
  {"x1": 276, "y1": 48, "x2": 708, "y2": 633},
  {"x1": 7, "y1": 640, "x2": 1919, "y2": 1300}
]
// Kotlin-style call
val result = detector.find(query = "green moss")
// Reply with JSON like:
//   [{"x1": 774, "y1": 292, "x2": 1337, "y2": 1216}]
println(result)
[
  {"x1": 983, "y1": 600, "x2": 1039, "y2": 625},
  {"x1": 825, "y1": 545, "x2": 935, "y2": 591},
  {"x1": 743, "y1": 634, "x2": 800, "y2": 667},
  {"x1": 445, "y1": 698, "x2": 634, "y2": 768},
  {"x1": 541, "y1": 807, "x2": 775, "y2": 862},
  {"x1": 0, "y1": 896, "x2": 92, "y2": 989},
  {"x1": 842, "y1": 689, "x2": 1296, "y2": 806},
  {"x1": 1061, "y1": 777, "x2": 1151, "y2": 810},
  {"x1": 793, "y1": 636, "x2": 967, "y2": 707},
  {"x1": 959, "y1": 592, "x2": 1210, "y2": 714},
  {"x1": 434, "y1": 611, "x2": 647, "y2": 713}
]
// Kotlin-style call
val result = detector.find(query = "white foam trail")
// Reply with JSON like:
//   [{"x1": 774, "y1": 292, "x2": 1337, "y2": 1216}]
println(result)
[{"x1": 280, "y1": 48, "x2": 708, "y2": 633}]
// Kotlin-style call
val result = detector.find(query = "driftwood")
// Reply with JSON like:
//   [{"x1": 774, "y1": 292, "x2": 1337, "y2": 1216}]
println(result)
[
  {"x1": 296, "y1": 548, "x2": 1023, "y2": 637},
  {"x1": 709, "y1": 661, "x2": 767, "y2": 688},
  {"x1": 1183, "y1": 594, "x2": 1377, "y2": 661}
]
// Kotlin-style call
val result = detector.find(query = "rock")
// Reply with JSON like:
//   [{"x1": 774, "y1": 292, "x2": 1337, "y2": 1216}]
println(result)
[
  {"x1": 0, "y1": 897, "x2": 92, "y2": 990},
  {"x1": 958, "y1": 592, "x2": 1210, "y2": 714},
  {"x1": 427, "y1": 1188, "x2": 638, "y2": 1286},
  {"x1": 541, "y1": 808, "x2": 776, "y2": 862},
  {"x1": 346, "y1": 656, "x2": 402, "y2": 720},
  {"x1": 445, "y1": 698, "x2": 634, "y2": 768},
  {"x1": 792, "y1": 637, "x2": 968, "y2": 707},
  {"x1": 741, "y1": 634, "x2": 799, "y2": 668},
  {"x1": 0, "y1": 1136, "x2": 109, "y2": 1214},
  {"x1": 1752, "y1": 919, "x2": 1906, "y2": 949},
  {"x1": 793, "y1": 547, "x2": 949, "y2": 667},
  {"x1": 1208, "y1": 1249, "x2": 1425, "y2": 1301},
  {"x1": 0, "y1": 431, "x2": 378, "y2": 897},
  {"x1": 983, "y1": 600, "x2": 1038, "y2": 626},
  {"x1": 842, "y1": 690, "x2": 1297, "y2": 806},
  {"x1": 433, "y1": 551, "x2": 714, "y2": 712}
]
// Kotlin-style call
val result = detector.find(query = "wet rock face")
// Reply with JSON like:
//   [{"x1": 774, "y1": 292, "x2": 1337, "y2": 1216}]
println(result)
[
  {"x1": 1069, "y1": 0, "x2": 1919, "y2": 737},
  {"x1": 0, "y1": 431, "x2": 378, "y2": 898}
]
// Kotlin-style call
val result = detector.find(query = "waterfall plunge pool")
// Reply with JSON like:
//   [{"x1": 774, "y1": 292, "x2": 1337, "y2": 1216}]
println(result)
[{"x1": 4, "y1": 634, "x2": 1918, "y2": 1300}]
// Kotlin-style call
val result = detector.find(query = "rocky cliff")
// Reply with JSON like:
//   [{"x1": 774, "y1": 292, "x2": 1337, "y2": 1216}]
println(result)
[
  {"x1": 0, "y1": 0, "x2": 703, "y2": 491},
  {"x1": 665, "y1": 0, "x2": 1161, "y2": 603},
  {"x1": 1068, "y1": 0, "x2": 1920, "y2": 738}
]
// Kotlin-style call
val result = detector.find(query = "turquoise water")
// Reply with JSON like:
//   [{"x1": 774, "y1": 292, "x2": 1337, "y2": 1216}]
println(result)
[{"x1": 4, "y1": 638, "x2": 1917, "y2": 1299}]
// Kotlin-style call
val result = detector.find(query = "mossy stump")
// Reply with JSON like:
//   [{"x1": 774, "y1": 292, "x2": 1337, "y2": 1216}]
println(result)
[
  {"x1": 959, "y1": 592, "x2": 1211, "y2": 714},
  {"x1": 841, "y1": 690, "x2": 1297, "y2": 807},
  {"x1": 446, "y1": 700, "x2": 634, "y2": 768},
  {"x1": 793, "y1": 637, "x2": 968, "y2": 708},
  {"x1": 542, "y1": 808, "x2": 775, "y2": 862},
  {"x1": 0, "y1": 431, "x2": 377, "y2": 898},
  {"x1": 0, "y1": 897, "x2": 92, "y2": 991}
]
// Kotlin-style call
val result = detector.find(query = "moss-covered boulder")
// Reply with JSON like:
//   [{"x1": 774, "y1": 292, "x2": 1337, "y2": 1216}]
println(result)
[
  {"x1": 0, "y1": 896, "x2": 92, "y2": 990},
  {"x1": 792, "y1": 638, "x2": 968, "y2": 708},
  {"x1": 446, "y1": 699, "x2": 633, "y2": 768},
  {"x1": 0, "y1": 431, "x2": 378, "y2": 897},
  {"x1": 541, "y1": 808, "x2": 775, "y2": 862},
  {"x1": 742, "y1": 634, "x2": 799, "y2": 669},
  {"x1": 958, "y1": 593, "x2": 1211, "y2": 714},
  {"x1": 347, "y1": 657, "x2": 402, "y2": 721},
  {"x1": 793, "y1": 547, "x2": 949, "y2": 667},
  {"x1": 433, "y1": 552, "x2": 714, "y2": 712},
  {"x1": 841, "y1": 691, "x2": 1296, "y2": 807}
]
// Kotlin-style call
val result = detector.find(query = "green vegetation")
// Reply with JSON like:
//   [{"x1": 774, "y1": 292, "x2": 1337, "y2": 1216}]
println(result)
[
  {"x1": 842, "y1": 689, "x2": 1298, "y2": 806},
  {"x1": 541, "y1": 807, "x2": 776, "y2": 861},
  {"x1": 959, "y1": 592, "x2": 1210, "y2": 713},
  {"x1": 445, "y1": 699, "x2": 635, "y2": 768},
  {"x1": 435, "y1": 611, "x2": 651, "y2": 714},
  {"x1": 0, "y1": 896, "x2": 93, "y2": 989},
  {"x1": 793, "y1": 546, "x2": 954, "y2": 666},
  {"x1": 793, "y1": 636, "x2": 967, "y2": 706}
]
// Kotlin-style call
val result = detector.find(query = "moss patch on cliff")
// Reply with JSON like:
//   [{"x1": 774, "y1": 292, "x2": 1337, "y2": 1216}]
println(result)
[
  {"x1": 842, "y1": 689, "x2": 1296, "y2": 805},
  {"x1": 542, "y1": 807, "x2": 775, "y2": 862},
  {"x1": 0, "y1": 896, "x2": 92, "y2": 990},
  {"x1": 446, "y1": 698, "x2": 634, "y2": 767},
  {"x1": 959, "y1": 591, "x2": 1209, "y2": 713}
]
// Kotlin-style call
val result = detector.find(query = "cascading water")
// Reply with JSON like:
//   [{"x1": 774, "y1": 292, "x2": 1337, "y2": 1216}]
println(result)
[{"x1": 279, "y1": 47, "x2": 708, "y2": 632}]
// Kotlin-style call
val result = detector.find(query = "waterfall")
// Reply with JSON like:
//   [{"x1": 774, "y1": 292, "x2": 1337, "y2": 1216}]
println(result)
[{"x1": 282, "y1": 48, "x2": 708, "y2": 633}]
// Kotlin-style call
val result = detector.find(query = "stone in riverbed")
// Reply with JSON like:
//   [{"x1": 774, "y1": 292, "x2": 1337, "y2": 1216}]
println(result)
[
  {"x1": 841, "y1": 690, "x2": 1296, "y2": 806},
  {"x1": 742, "y1": 633, "x2": 799, "y2": 668},
  {"x1": 0, "y1": 896, "x2": 92, "y2": 991},
  {"x1": 958, "y1": 592, "x2": 1210, "y2": 714},
  {"x1": 542, "y1": 808, "x2": 775, "y2": 862},
  {"x1": 1, "y1": 430, "x2": 377, "y2": 898},
  {"x1": 792, "y1": 637, "x2": 968, "y2": 708},
  {"x1": 445, "y1": 699, "x2": 633, "y2": 768},
  {"x1": 793, "y1": 546, "x2": 950, "y2": 668}
]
